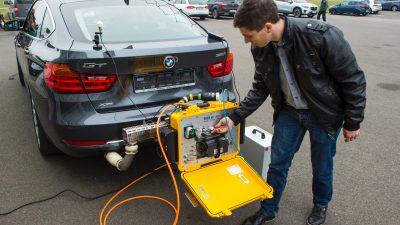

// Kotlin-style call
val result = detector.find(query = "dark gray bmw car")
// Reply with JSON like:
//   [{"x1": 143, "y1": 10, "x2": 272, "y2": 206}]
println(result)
[{"x1": 9, "y1": 0, "x2": 235, "y2": 157}]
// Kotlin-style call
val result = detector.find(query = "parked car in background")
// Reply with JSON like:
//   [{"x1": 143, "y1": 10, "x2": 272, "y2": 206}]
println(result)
[
  {"x1": 207, "y1": 0, "x2": 240, "y2": 19},
  {"x1": 6, "y1": 0, "x2": 33, "y2": 20},
  {"x1": 274, "y1": 0, "x2": 318, "y2": 18},
  {"x1": 329, "y1": 0, "x2": 370, "y2": 15},
  {"x1": 171, "y1": 0, "x2": 209, "y2": 20},
  {"x1": 4, "y1": 0, "x2": 235, "y2": 157},
  {"x1": 366, "y1": 0, "x2": 382, "y2": 13},
  {"x1": 381, "y1": 0, "x2": 400, "y2": 11}
]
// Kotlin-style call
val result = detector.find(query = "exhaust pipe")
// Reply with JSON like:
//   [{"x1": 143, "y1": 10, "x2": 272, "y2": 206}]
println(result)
[{"x1": 105, "y1": 143, "x2": 138, "y2": 171}]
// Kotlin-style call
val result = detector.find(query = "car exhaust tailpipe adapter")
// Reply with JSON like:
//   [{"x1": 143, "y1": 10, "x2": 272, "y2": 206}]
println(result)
[{"x1": 105, "y1": 143, "x2": 138, "y2": 171}]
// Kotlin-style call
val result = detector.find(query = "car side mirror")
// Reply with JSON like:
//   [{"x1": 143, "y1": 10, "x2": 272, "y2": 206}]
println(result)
[
  {"x1": 3, "y1": 20, "x2": 20, "y2": 31},
  {"x1": 288, "y1": 0, "x2": 293, "y2": 3}
]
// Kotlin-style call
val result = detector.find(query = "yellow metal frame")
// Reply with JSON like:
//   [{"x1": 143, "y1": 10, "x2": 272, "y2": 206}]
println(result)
[{"x1": 170, "y1": 101, "x2": 240, "y2": 172}]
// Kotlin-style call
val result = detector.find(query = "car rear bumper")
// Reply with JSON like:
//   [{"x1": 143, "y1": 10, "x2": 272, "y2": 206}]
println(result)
[
  {"x1": 37, "y1": 89, "x2": 236, "y2": 157},
  {"x1": 47, "y1": 105, "x2": 172, "y2": 157},
  {"x1": 219, "y1": 8, "x2": 237, "y2": 16},
  {"x1": 370, "y1": 6, "x2": 382, "y2": 12}
]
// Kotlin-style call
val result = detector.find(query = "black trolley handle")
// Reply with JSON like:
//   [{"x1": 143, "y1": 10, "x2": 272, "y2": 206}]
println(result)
[{"x1": 252, "y1": 128, "x2": 265, "y2": 139}]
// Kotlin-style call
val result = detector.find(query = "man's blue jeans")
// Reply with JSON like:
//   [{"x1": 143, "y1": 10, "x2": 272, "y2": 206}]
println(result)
[{"x1": 261, "y1": 106, "x2": 342, "y2": 217}]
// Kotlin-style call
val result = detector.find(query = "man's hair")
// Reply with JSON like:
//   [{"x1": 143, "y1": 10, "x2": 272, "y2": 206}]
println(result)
[{"x1": 233, "y1": 0, "x2": 280, "y2": 31}]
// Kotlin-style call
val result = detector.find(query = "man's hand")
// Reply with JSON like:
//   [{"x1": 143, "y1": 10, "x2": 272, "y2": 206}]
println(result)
[
  {"x1": 213, "y1": 117, "x2": 234, "y2": 134},
  {"x1": 343, "y1": 128, "x2": 360, "y2": 142}
]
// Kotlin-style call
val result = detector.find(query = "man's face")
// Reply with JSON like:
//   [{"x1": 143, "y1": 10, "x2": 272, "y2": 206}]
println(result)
[{"x1": 239, "y1": 25, "x2": 272, "y2": 48}]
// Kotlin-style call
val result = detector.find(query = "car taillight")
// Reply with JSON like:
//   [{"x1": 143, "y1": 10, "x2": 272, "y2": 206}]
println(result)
[
  {"x1": 373, "y1": 4, "x2": 379, "y2": 6},
  {"x1": 205, "y1": 6, "x2": 209, "y2": 9},
  {"x1": 207, "y1": 52, "x2": 233, "y2": 77},
  {"x1": 44, "y1": 63, "x2": 117, "y2": 94},
  {"x1": 63, "y1": 139, "x2": 106, "y2": 146},
  {"x1": 13, "y1": 5, "x2": 19, "y2": 13},
  {"x1": 360, "y1": 5, "x2": 366, "y2": 8},
  {"x1": 218, "y1": 3, "x2": 227, "y2": 7},
  {"x1": 187, "y1": 5, "x2": 195, "y2": 9}
]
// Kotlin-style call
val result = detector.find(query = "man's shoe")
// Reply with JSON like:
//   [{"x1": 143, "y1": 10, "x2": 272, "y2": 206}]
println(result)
[
  {"x1": 242, "y1": 210, "x2": 275, "y2": 225},
  {"x1": 307, "y1": 205, "x2": 328, "y2": 225}
]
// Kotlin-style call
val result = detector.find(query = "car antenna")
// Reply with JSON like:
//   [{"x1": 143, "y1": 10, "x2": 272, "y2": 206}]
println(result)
[{"x1": 93, "y1": 20, "x2": 103, "y2": 50}]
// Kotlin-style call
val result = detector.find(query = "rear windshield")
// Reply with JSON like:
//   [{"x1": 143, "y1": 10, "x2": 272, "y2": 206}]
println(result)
[
  {"x1": 61, "y1": 0, "x2": 206, "y2": 43},
  {"x1": 16, "y1": 0, "x2": 33, "y2": 3}
]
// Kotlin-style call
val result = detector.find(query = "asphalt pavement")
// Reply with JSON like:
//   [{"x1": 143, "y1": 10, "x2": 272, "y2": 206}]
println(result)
[{"x1": 0, "y1": 11, "x2": 399, "y2": 225}]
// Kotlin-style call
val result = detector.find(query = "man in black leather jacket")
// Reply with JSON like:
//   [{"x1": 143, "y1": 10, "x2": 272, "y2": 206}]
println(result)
[{"x1": 213, "y1": 0, "x2": 366, "y2": 224}]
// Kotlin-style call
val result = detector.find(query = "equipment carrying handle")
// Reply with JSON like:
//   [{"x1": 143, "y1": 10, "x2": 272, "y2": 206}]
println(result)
[{"x1": 252, "y1": 128, "x2": 265, "y2": 139}]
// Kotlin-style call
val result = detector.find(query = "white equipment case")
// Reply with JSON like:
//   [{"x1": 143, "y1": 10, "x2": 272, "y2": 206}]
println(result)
[{"x1": 240, "y1": 126, "x2": 273, "y2": 180}]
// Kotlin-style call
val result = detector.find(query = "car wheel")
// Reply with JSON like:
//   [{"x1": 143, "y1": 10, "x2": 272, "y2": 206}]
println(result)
[
  {"x1": 353, "y1": 9, "x2": 360, "y2": 16},
  {"x1": 307, "y1": 14, "x2": 315, "y2": 18},
  {"x1": 212, "y1": 9, "x2": 219, "y2": 19},
  {"x1": 392, "y1": 5, "x2": 398, "y2": 11},
  {"x1": 16, "y1": 58, "x2": 25, "y2": 87},
  {"x1": 368, "y1": 8, "x2": 372, "y2": 14},
  {"x1": 30, "y1": 95, "x2": 58, "y2": 156},
  {"x1": 199, "y1": 16, "x2": 206, "y2": 20},
  {"x1": 330, "y1": 9, "x2": 336, "y2": 14},
  {"x1": 293, "y1": 8, "x2": 302, "y2": 18}
]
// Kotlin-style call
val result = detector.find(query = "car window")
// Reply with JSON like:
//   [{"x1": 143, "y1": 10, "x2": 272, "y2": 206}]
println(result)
[
  {"x1": 341, "y1": 1, "x2": 349, "y2": 5},
  {"x1": 39, "y1": 8, "x2": 53, "y2": 39},
  {"x1": 61, "y1": 0, "x2": 207, "y2": 43},
  {"x1": 23, "y1": 0, "x2": 46, "y2": 37},
  {"x1": 188, "y1": 0, "x2": 207, "y2": 4}
]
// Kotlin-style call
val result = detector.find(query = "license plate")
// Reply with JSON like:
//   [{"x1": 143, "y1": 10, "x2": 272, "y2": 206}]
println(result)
[{"x1": 133, "y1": 69, "x2": 195, "y2": 93}]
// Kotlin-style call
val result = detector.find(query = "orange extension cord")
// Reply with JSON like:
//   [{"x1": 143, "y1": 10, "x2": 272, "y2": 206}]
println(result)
[{"x1": 99, "y1": 103, "x2": 189, "y2": 225}]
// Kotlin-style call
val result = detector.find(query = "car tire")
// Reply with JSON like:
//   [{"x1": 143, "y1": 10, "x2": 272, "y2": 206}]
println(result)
[
  {"x1": 212, "y1": 9, "x2": 219, "y2": 19},
  {"x1": 307, "y1": 14, "x2": 315, "y2": 18},
  {"x1": 199, "y1": 16, "x2": 206, "y2": 20},
  {"x1": 392, "y1": 5, "x2": 398, "y2": 11},
  {"x1": 330, "y1": 9, "x2": 336, "y2": 14},
  {"x1": 293, "y1": 8, "x2": 302, "y2": 18},
  {"x1": 368, "y1": 8, "x2": 372, "y2": 14},
  {"x1": 16, "y1": 58, "x2": 25, "y2": 87},
  {"x1": 30, "y1": 95, "x2": 59, "y2": 156},
  {"x1": 353, "y1": 9, "x2": 360, "y2": 16}
]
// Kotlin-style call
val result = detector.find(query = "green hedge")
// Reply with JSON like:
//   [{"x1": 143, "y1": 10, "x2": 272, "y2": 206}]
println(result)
[{"x1": 307, "y1": 0, "x2": 343, "y2": 7}]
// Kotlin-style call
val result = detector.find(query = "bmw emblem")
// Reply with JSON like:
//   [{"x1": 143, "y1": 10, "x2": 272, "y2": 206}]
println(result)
[{"x1": 163, "y1": 55, "x2": 176, "y2": 69}]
